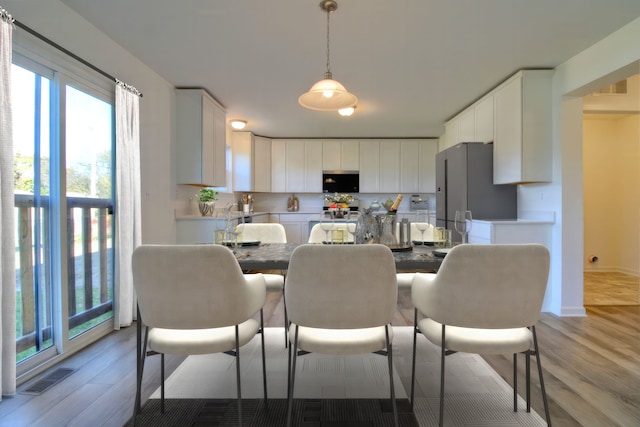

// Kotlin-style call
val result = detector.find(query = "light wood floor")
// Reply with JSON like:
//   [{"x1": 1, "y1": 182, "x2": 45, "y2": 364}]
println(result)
[
  {"x1": 0, "y1": 285, "x2": 638, "y2": 426},
  {"x1": 584, "y1": 271, "x2": 640, "y2": 305}
]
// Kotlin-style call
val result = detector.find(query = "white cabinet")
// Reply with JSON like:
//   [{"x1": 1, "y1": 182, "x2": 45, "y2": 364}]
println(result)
[
  {"x1": 418, "y1": 139, "x2": 438, "y2": 193},
  {"x1": 322, "y1": 140, "x2": 360, "y2": 171},
  {"x1": 493, "y1": 70, "x2": 553, "y2": 184},
  {"x1": 400, "y1": 139, "x2": 439, "y2": 193},
  {"x1": 359, "y1": 140, "x2": 380, "y2": 192},
  {"x1": 285, "y1": 141, "x2": 305, "y2": 193},
  {"x1": 443, "y1": 120, "x2": 458, "y2": 150},
  {"x1": 271, "y1": 140, "x2": 287, "y2": 192},
  {"x1": 270, "y1": 213, "x2": 309, "y2": 244},
  {"x1": 175, "y1": 88, "x2": 226, "y2": 186},
  {"x1": 358, "y1": 139, "x2": 437, "y2": 193},
  {"x1": 400, "y1": 140, "x2": 420, "y2": 193},
  {"x1": 468, "y1": 220, "x2": 552, "y2": 246},
  {"x1": 379, "y1": 140, "x2": 400, "y2": 193},
  {"x1": 474, "y1": 95, "x2": 494, "y2": 143},
  {"x1": 271, "y1": 140, "x2": 322, "y2": 193},
  {"x1": 305, "y1": 142, "x2": 323, "y2": 192},
  {"x1": 443, "y1": 94, "x2": 493, "y2": 148},
  {"x1": 232, "y1": 132, "x2": 271, "y2": 192},
  {"x1": 457, "y1": 109, "x2": 475, "y2": 143}
]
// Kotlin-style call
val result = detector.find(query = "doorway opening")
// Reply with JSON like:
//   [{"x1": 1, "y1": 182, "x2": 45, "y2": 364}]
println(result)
[{"x1": 582, "y1": 74, "x2": 640, "y2": 306}]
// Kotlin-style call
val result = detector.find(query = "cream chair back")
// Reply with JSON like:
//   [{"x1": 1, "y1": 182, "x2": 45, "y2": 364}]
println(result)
[
  {"x1": 235, "y1": 223, "x2": 287, "y2": 243},
  {"x1": 285, "y1": 244, "x2": 397, "y2": 329},
  {"x1": 412, "y1": 244, "x2": 549, "y2": 329},
  {"x1": 132, "y1": 244, "x2": 266, "y2": 330}
]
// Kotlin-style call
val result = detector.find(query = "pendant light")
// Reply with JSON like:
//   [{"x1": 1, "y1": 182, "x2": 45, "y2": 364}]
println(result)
[{"x1": 298, "y1": 1, "x2": 358, "y2": 111}]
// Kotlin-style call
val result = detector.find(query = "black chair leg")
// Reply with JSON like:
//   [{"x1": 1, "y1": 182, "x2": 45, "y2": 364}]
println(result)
[
  {"x1": 513, "y1": 353, "x2": 518, "y2": 412},
  {"x1": 526, "y1": 350, "x2": 531, "y2": 412},
  {"x1": 235, "y1": 325, "x2": 242, "y2": 427},
  {"x1": 260, "y1": 309, "x2": 268, "y2": 409},
  {"x1": 133, "y1": 326, "x2": 149, "y2": 426},
  {"x1": 532, "y1": 326, "x2": 552, "y2": 426},
  {"x1": 439, "y1": 325, "x2": 446, "y2": 427},
  {"x1": 286, "y1": 326, "x2": 299, "y2": 427},
  {"x1": 410, "y1": 308, "x2": 418, "y2": 411},
  {"x1": 160, "y1": 353, "x2": 165, "y2": 413},
  {"x1": 385, "y1": 325, "x2": 399, "y2": 427}
]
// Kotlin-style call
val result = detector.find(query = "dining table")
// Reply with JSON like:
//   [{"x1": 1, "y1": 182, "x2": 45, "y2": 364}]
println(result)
[{"x1": 232, "y1": 242, "x2": 444, "y2": 272}]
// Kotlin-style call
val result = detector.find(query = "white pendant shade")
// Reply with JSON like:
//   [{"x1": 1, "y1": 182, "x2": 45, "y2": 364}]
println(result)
[
  {"x1": 299, "y1": 1, "x2": 357, "y2": 112},
  {"x1": 299, "y1": 78, "x2": 358, "y2": 111}
]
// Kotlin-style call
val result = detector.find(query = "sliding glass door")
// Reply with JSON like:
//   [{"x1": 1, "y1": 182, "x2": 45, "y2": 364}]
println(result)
[{"x1": 12, "y1": 56, "x2": 115, "y2": 374}]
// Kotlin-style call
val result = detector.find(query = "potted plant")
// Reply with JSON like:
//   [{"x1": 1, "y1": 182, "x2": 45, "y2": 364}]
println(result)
[{"x1": 194, "y1": 187, "x2": 218, "y2": 216}]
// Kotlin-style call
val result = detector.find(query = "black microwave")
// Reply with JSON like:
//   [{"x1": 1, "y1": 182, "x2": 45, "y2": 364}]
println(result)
[{"x1": 323, "y1": 171, "x2": 359, "y2": 193}]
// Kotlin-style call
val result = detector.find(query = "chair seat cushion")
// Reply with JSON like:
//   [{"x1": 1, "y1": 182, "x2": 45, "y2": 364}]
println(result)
[
  {"x1": 418, "y1": 317, "x2": 533, "y2": 355},
  {"x1": 263, "y1": 273, "x2": 285, "y2": 291},
  {"x1": 396, "y1": 273, "x2": 414, "y2": 290},
  {"x1": 148, "y1": 318, "x2": 261, "y2": 355},
  {"x1": 288, "y1": 324, "x2": 393, "y2": 355}
]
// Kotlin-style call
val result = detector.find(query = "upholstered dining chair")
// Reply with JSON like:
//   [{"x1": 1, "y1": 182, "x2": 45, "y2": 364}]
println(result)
[
  {"x1": 284, "y1": 244, "x2": 399, "y2": 427},
  {"x1": 131, "y1": 244, "x2": 267, "y2": 426},
  {"x1": 410, "y1": 243, "x2": 552, "y2": 427},
  {"x1": 235, "y1": 222, "x2": 289, "y2": 345}
]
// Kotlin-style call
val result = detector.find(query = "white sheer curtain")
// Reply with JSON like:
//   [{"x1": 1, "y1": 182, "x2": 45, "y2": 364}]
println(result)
[
  {"x1": 0, "y1": 7, "x2": 16, "y2": 397},
  {"x1": 114, "y1": 80, "x2": 141, "y2": 328}
]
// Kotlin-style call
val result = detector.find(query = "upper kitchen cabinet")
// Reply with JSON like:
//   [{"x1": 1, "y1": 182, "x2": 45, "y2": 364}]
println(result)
[
  {"x1": 322, "y1": 140, "x2": 360, "y2": 171},
  {"x1": 473, "y1": 95, "x2": 494, "y2": 143},
  {"x1": 443, "y1": 94, "x2": 494, "y2": 149},
  {"x1": 271, "y1": 139, "x2": 322, "y2": 193},
  {"x1": 493, "y1": 70, "x2": 553, "y2": 184},
  {"x1": 232, "y1": 132, "x2": 271, "y2": 192},
  {"x1": 359, "y1": 140, "x2": 380, "y2": 192},
  {"x1": 400, "y1": 139, "x2": 439, "y2": 193},
  {"x1": 175, "y1": 88, "x2": 226, "y2": 186}
]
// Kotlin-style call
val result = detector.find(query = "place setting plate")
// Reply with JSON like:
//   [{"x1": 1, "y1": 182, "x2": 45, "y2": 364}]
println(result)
[
  {"x1": 223, "y1": 240, "x2": 261, "y2": 247},
  {"x1": 432, "y1": 248, "x2": 452, "y2": 258}
]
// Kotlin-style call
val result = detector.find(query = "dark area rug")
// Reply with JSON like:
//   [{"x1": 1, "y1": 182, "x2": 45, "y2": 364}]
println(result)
[{"x1": 126, "y1": 398, "x2": 418, "y2": 426}]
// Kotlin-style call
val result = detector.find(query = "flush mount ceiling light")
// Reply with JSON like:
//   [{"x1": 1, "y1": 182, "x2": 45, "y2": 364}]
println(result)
[
  {"x1": 230, "y1": 120, "x2": 247, "y2": 130},
  {"x1": 298, "y1": 0, "x2": 358, "y2": 112}
]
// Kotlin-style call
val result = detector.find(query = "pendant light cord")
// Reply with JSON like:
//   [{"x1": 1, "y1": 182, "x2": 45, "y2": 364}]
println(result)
[{"x1": 325, "y1": 8, "x2": 331, "y2": 76}]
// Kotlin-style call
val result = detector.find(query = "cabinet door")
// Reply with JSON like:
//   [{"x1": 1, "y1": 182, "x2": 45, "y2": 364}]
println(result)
[
  {"x1": 400, "y1": 140, "x2": 420, "y2": 193},
  {"x1": 474, "y1": 95, "x2": 494, "y2": 143},
  {"x1": 175, "y1": 89, "x2": 226, "y2": 186},
  {"x1": 379, "y1": 140, "x2": 400, "y2": 193},
  {"x1": 493, "y1": 77, "x2": 523, "y2": 184},
  {"x1": 457, "y1": 109, "x2": 475, "y2": 143},
  {"x1": 305, "y1": 141, "x2": 323, "y2": 192},
  {"x1": 286, "y1": 140, "x2": 305, "y2": 193},
  {"x1": 322, "y1": 140, "x2": 341, "y2": 170},
  {"x1": 201, "y1": 96, "x2": 216, "y2": 185},
  {"x1": 254, "y1": 136, "x2": 272, "y2": 192},
  {"x1": 443, "y1": 120, "x2": 458, "y2": 150},
  {"x1": 271, "y1": 139, "x2": 287, "y2": 192},
  {"x1": 231, "y1": 131, "x2": 252, "y2": 191},
  {"x1": 211, "y1": 102, "x2": 227, "y2": 186},
  {"x1": 418, "y1": 139, "x2": 438, "y2": 193},
  {"x1": 359, "y1": 140, "x2": 380, "y2": 192},
  {"x1": 341, "y1": 140, "x2": 360, "y2": 171}
]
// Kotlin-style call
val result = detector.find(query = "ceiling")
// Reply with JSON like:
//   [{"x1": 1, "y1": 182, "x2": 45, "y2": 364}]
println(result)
[{"x1": 59, "y1": 0, "x2": 640, "y2": 139}]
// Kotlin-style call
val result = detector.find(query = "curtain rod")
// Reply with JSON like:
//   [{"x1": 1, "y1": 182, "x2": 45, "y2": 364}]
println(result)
[{"x1": 14, "y1": 19, "x2": 143, "y2": 97}]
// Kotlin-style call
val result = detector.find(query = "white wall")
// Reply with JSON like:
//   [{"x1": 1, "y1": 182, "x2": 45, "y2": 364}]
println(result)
[
  {"x1": 583, "y1": 115, "x2": 640, "y2": 275},
  {"x1": 526, "y1": 16, "x2": 640, "y2": 315},
  {"x1": 5, "y1": 0, "x2": 177, "y2": 244}
]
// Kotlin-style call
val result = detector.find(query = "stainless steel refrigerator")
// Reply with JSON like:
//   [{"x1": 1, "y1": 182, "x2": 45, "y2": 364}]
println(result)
[{"x1": 436, "y1": 142, "x2": 517, "y2": 242}]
